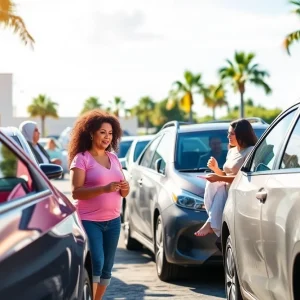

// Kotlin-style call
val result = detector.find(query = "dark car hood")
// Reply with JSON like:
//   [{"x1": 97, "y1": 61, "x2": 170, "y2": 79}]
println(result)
[{"x1": 173, "y1": 171, "x2": 207, "y2": 198}]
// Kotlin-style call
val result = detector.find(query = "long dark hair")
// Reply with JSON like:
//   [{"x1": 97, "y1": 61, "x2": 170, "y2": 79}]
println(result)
[
  {"x1": 68, "y1": 109, "x2": 122, "y2": 166},
  {"x1": 230, "y1": 118, "x2": 258, "y2": 148}
]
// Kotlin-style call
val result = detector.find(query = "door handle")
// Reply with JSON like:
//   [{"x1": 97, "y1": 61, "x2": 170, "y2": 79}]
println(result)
[
  {"x1": 137, "y1": 179, "x2": 143, "y2": 186},
  {"x1": 256, "y1": 188, "x2": 268, "y2": 203}
]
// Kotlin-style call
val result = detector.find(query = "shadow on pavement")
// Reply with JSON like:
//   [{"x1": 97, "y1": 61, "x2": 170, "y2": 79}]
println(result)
[
  {"x1": 105, "y1": 277, "x2": 176, "y2": 300},
  {"x1": 111, "y1": 243, "x2": 225, "y2": 299},
  {"x1": 113, "y1": 247, "x2": 154, "y2": 266},
  {"x1": 173, "y1": 265, "x2": 226, "y2": 298}
]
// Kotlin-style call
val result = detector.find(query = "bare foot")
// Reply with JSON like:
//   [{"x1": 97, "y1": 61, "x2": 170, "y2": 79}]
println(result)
[{"x1": 194, "y1": 222, "x2": 214, "y2": 237}]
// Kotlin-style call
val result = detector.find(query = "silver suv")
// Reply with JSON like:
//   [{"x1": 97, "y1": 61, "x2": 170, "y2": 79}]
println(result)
[
  {"x1": 124, "y1": 120, "x2": 268, "y2": 281},
  {"x1": 222, "y1": 102, "x2": 300, "y2": 300}
]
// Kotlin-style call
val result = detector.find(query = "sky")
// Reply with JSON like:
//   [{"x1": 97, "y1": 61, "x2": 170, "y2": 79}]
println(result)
[{"x1": 1, "y1": 0, "x2": 300, "y2": 118}]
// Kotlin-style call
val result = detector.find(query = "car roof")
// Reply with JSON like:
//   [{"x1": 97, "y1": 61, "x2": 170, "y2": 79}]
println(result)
[
  {"x1": 0, "y1": 126, "x2": 39, "y2": 164},
  {"x1": 121, "y1": 136, "x2": 139, "y2": 142},
  {"x1": 1, "y1": 126, "x2": 20, "y2": 136},
  {"x1": 135, "y1": 135, "x2": 155, "y2": 142},
  {"x1": 176, "y1": 122, "x2": 268, "y2": 133}
]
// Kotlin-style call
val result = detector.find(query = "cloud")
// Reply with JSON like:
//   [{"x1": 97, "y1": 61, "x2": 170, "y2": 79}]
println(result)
[{"x1": 75, "y1": 10, "x2": 164, "y2": 44}]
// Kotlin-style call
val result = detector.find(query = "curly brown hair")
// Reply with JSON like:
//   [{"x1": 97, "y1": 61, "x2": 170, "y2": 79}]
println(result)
[{"x1": 68, "y1": 109, "x2": 122, "y2": 166}]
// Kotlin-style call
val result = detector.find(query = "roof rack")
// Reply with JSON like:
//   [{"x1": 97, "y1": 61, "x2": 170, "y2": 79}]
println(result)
[
  {"x1": 204, "y1": 117, "x2": 268, "y2": 125},
  {"x1": 245, "y1": 117, "x2": 268, "y2": 124},
  {"x1": 161, "y1": 121, "x2": 191, "y2": 130}
]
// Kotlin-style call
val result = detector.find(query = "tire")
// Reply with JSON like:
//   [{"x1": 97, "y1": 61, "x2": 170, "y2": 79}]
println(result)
[
  {"x1": 81, "y1": 268, "x2": 92, "y2": 300},
  {"x1": 155, "y1": 215, "x2": 179, "y2": 281},
  {"x1": 123, "y1": 205, "x2": 143, "y2": 250},
  {"x1": 224, "y1": 236, "x2": 243, "y2": 300}
]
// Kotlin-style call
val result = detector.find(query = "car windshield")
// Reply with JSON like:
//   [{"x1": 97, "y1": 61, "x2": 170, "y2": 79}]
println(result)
[
  {"x1": 175, "y1": 128, "x2": 266, "y2": 171},
  {"x1": 118, "y1": 140, "x2": 134, "y2": 158},
  {"x1": 133, "y1": 140, "x2": 151, "y2": 161}
]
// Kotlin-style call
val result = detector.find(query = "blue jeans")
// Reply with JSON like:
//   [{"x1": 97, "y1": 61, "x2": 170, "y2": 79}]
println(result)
[{"x1": 82, "y1": 217, "x2": 121, "y2": 286}]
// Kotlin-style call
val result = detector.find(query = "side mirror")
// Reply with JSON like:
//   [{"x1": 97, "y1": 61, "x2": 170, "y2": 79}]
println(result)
[
  {"x1": 155, "y1": 158, "x2": 162, "y2": 173},
  {"x1": 39, "y1": 163, "x2": 63, "y2": 180}
]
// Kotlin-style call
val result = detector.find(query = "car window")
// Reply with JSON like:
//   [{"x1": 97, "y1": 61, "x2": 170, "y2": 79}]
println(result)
[
  {"x1": 150, "y1": 133, "x2": 173, "y2": 173},
  {"x1": 175, "y1": 130, "x2": 228, "y2": 170},
  {"x1": 250, "y1": 110, "x2": 297, "y2": 172},
  {"x1": 174, "y1": 127, "x2": 267, "y2": 171},
  {"x1": 280, "y1": 116, "x2": 300, "y2": 169},
  {"x1": 125, "y1": 142, "x2": 133, "y2": 165},
  {"x1": 139, "y1": 136, "x2": 162, "y2": 168},
  {"x1": 118, "y1": 140, "x2": 134, "y2": 158},
  {"x1": 134, "y1": 140, "x2": 151, "y2": 162},
  {"x1": 0, "y1": 141, "x2": 36, "y2": 204}
]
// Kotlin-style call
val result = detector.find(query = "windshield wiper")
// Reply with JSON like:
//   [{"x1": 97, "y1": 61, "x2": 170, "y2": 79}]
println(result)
[{"x1": 178, "y1": 168, "x2": 212, "y2": 173}]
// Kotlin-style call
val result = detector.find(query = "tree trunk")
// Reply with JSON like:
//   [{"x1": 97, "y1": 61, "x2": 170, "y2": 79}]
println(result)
[
  {"x1": 227, "y1": 103, "x2": 230, "y2": 115},
  {"x1": 144, "y1": 117, "x2": 149, "y2": 134},
  {"x1": 212, "y1": 107, "x2": 216, "y2": 120},
  {"x1": 41, "y1": 117, "x2": 45, "y2": 137},
  {"x1": 240, "y1": 92, "x2": 245, "y2": 118},
  {"x1": 188, "y1": 108, "x2": 193, "y2": 123}
]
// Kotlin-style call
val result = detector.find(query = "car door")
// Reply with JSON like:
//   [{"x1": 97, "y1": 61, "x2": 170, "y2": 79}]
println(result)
[
  {"x1": 140, "y1": 133, "x2": 174, "y2": 239},
  {"x1": 0, "y1": 134, "x2": 75, "y2": 299},
  {"x1": 260, "y1": 110, "x2": 300, "y2": 300},
  {"x1": 129, "y1": 135, "x2": 162, "y2": 236},
  {"x1": 233, "y1": 108, "x2": 298, "y2": 300}
]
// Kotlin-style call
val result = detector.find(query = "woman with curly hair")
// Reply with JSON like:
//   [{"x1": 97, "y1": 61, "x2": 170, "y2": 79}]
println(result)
[{"x1": 69, "y1": 109, "x2": 129, "y2": 300}]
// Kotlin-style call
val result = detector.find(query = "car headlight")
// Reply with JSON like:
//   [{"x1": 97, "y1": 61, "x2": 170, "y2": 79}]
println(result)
[{"x1": 172, "y1": 190, "x2": 205, "y2": 211}]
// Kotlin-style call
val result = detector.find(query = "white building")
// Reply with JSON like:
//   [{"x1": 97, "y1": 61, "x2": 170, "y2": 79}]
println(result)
[{"x1": 0, "y1": 73, "x2": 138, "y2": 136}]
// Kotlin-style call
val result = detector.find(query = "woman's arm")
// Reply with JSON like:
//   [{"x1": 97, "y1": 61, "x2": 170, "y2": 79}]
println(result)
[
  {"x1": 207, "y1": 157, "x2": 226, "y2": 176},
  {"x1": 70, "y1": 168, "x2": 120, "y2": 200},
  {"x1": 206, "y1": 173, "x2": 235, "y2": 184}
]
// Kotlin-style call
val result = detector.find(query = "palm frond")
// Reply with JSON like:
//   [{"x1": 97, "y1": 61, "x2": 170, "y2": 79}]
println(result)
[
  {"x1": 284, "y1": 30, "x2": 300, "y2": 55},
  {"x1": 172, "y1": 80, "x2": 187, "y2": 92},
  {"x1": 183, "y1": 71, "x2": 194, "y2": 88},
  {"x1": 0, "y1": 1, "x2": 34, "y2": 47},
  {"x1": 290, "y1": 0, "x2": 300, "y2": 8},
  {"x1": 249, "y1": 78, "x2": 272, "y2": 94}
]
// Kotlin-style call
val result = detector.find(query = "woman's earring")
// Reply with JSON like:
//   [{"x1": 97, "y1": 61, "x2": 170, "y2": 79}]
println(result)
[{"x1": 90, "y1": 135, "x2": 93, "y2": 141}]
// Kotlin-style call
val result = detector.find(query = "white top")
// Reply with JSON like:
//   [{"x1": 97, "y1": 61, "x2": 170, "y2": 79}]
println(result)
[
  {"x1": 33, "y1": 144, "x2": 49, "y2": 163},
  {"x1": 223, "y1": 146, "x2": 254, "y2": 176}
]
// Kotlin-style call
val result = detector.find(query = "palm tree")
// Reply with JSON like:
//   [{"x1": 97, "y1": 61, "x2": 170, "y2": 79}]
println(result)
[
  {"x1": 27, "y1": 94, "x2": 58, "y2": 137},
  {"x1": 109, "y1": 96, "x2": 125, "y2": 117},
  {"x1": 0, "y1": 0, "x2": 34, "y2": 47},
  {"x1": 203, "y1": 84, "x2": 228, "y2": 120},
  {"x1": 219, "y1": 51, "x2": 271, "y2": 118},
  {"x1": 133, "y1": 96, "x2": 155, "y2": 134},
  {"x1": 167, "y1": 70, "x2": 204, "y2": 123},
  {"x1": 284, "y1": 0, "x2": 300, "y2": 55},
  {"x1": 80, "y1": 96, "x2": 102, "y2": 115}
]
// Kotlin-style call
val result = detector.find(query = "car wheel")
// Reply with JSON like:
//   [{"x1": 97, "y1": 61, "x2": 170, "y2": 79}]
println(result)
[
  {"x1": 81, "y1": 268, "x2": 92, "y2": 300},
  {"x1": 225, "y1": 236, "x2": 242, "y2": 300},
  {"x1": 155, "y1": 215, "x2": 179, "y2": 281},
  {"x1": 123, "y1": 205, "x2": 143, "y2": 250}
]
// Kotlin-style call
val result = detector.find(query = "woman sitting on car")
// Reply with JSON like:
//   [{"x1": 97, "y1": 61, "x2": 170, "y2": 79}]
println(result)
[
  {"x1": 194, "y1": 118, "x2": 257, "y2": 237},
  {"x1": 19, "y1": 121, "x2": 62, "y2": 166}
]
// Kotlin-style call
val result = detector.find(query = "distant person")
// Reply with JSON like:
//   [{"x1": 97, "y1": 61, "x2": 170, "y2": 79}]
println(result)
[
  {"x1": 19, "y1": 121, "x2": 61, "y2": 165},
  {"x1": 68, "y1": 109, "x2": 130, "y2": 300},
  {"x1": 44, "y1": 138, "x2": 63, "y2": 163},
  {"x1": 198, "y1": 136, "x2": 227, "y2": 168}
]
